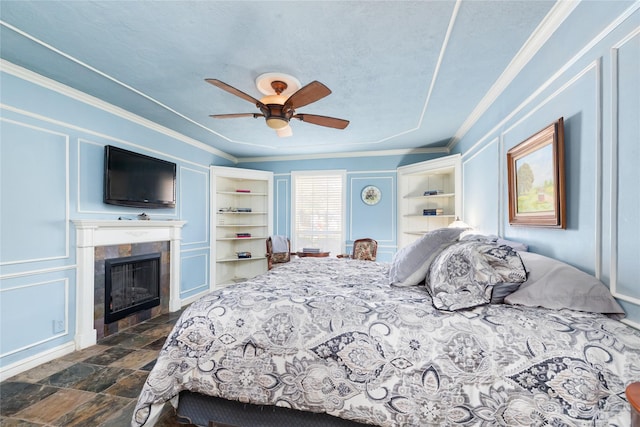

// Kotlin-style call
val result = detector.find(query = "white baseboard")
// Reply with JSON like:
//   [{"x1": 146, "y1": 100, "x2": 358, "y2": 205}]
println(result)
[
  {"x1": 180, "y1": 291, "x2": 208, "y2": 308},
  {"x1": 0, "y1": 342, "x2": 76, "y2": 382}
]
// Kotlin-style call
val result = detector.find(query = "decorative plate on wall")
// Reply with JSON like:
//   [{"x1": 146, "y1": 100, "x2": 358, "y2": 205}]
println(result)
[{"x1": 361, "y1": 185, "x2": 381, "y2": 205}]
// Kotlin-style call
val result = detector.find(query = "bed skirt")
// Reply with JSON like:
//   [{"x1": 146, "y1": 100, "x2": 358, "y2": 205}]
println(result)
[{"x1": 176, "y1": 392, "x2": 370, "y2": 427}]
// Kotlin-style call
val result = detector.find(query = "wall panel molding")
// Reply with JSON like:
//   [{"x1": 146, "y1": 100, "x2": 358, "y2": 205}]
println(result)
[
  {"x1": 179, "y1": 253, "x2": 209, "y2": 299},
  {"x1": 609, "y1": 27, "x2": 640, "y2": 304},
  {"x1": 462, "y1": 138, "x2": 500, "y2": 234},
  {"x1": 0, "y1": 118, "x2": 69, "y2": 265},
  {"x1": 180, "y1": 166, "x2": 210, "y2": 247},
  {"x1": 349, "y1": 176, "x2": 395, "y2": 243},
  {"x1": 275, "y1": 178, "x2": 290, "y2": 237},
  {"x1": 0, "y1": 278, "x2": 69, "y2": 358},
  {"x1": 500, "y1": 61, "x2": 602, "y2": 275}
]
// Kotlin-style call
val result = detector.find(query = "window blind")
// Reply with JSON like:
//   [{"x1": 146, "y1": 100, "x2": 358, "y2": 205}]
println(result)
[{"x1": 291, "y1": 171, "x2": 345, "y2": 255}]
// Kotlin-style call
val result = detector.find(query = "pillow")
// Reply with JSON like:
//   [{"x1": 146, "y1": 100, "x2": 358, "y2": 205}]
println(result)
[
  {"x1": 426, "y1": 240, "x2": 527, "y2": 311},
  {"x1": 490, "y1": 282, "x2": 522, "y2": 303},
  {"x1": 504, "y1": 252, "x2": 625, "y2": 316},
  {"x1": 496, "y1": 238, "x2": 528, "y2": 252},
  {"x1": 389, "y1": 227, "x2": 463, "y2": 287},
  {"x1": 461, "y1": 233, "x2": 528, "y2": 252}
]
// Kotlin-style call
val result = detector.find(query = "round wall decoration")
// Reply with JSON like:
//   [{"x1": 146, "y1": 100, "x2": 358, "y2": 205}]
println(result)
[{"x1": 361, "y1": 185, "x2": 381, "y2": 205}]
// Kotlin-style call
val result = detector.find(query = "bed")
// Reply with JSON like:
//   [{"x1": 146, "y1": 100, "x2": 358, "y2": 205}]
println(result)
[{"x1": 132, "y1": 228, "x2": 640, "y2": 427}]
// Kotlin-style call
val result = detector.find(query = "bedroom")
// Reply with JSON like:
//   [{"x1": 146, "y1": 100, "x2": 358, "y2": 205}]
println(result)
[{"x1": 1, "y1": 0, "x2": 639, "y2": 425}]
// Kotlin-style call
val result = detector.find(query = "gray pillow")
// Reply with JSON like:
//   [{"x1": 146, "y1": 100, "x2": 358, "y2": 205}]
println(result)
[
  {"x1": 490, "y1": 282, "x2": 522, "y2": 303},
  {"x1": 389, "y1": 227, "x2": 463, "y2": 287},
  {"x1": 504, "y1": 252, "x2": 625, "y2": 316}
]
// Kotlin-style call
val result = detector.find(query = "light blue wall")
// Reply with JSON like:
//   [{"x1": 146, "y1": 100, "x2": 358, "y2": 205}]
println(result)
[
  {"x1": 0, "y1": 69, "x2": 232, "y2": 370},
  {"x1": 453, "y1": 3, "x2": 640, "y2": 326}
]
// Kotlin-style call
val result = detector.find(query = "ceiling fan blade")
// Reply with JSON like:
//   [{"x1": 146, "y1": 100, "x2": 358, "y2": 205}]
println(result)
[
  {"x1": 284, "y1": 81, "x2": 331, "y2": 110},
  {"x1": 205, "y1": 79, "x2": 262, "y2": 105},
  {"x1": 209, "y1": 113, "x2": 263, "y2": 119},
  {"x1": 293, "y1": 114, "x2": 349, "y2": 129}
]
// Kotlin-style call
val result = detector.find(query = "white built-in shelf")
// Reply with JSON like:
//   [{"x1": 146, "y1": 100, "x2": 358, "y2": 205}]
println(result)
[
  {"x1": 216, "y1": 237, "x2": 267, "y2": 241},
  {"x1": 217, "y1": 211, "x2": 267, "y2": 215},
  {"x1": 211, "y1": 166, "x2": 273, "y2": 290},
  {"x1": 217, "y1": 191, "x2": 268, "y2": 196},
  {"x1": 404, "y1": 192, "x2": 455, "y2": 199},
  {"x1": 403, "y1": 214, "x2": 455, "y2": 218},
  {"x1": 217, "y1": 256, "x2": 267, "y2": 262},
  {"x1": 397, "y1": 154, "x2": 461, "y2": 249}
]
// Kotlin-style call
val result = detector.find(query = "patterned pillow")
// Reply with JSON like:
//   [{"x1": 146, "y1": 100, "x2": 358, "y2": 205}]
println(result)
[
  {"x1": 389, "y1": 228, "x2": 463, "y2": 287},
  {"x1": 427, "y1": 241, "x2": 527, "y2": 311}
]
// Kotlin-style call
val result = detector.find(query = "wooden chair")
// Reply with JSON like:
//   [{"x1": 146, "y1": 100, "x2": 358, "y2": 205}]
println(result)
[
  {"x1": 266, "y1": 236, "x2": 291, "y2": 270},
  {"x1": 337, "y1": 238, "x2": 378, "y2": 261},
  {"x1": 627, "y1": 382, "x2": 640, "y2": 427}
]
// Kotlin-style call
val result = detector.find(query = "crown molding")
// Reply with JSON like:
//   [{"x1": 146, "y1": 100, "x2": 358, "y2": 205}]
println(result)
[
  {"x1": 448, "y1": 0, "x2": 580, "y2": 149},
  {"x1": 237, "y1": 146, "x2": 449, "y2": 163},
  {"x1": 0, "y1": 59, "x2": 237, "y2": 163}
]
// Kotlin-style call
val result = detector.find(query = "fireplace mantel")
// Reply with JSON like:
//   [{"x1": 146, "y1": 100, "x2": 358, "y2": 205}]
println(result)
[{"x1": 72, "y1": 219, "x2": 186, "y2": 349}]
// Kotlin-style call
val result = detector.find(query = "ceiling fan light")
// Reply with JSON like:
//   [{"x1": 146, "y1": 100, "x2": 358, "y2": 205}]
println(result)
[
  {"x1": 266, "y1": 117, "x2": 289, "y2": 130},
  {"x1": 276, "y1": 125, "x2": 292, "y2": 137},
  {"x1": 260, "y1": 94, "x2": 288, "y2": 105}
]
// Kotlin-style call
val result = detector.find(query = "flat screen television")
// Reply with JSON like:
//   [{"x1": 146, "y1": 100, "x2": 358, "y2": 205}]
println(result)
[{"x1": 104, "y1": 145, "x2": 176, "y2": 209}]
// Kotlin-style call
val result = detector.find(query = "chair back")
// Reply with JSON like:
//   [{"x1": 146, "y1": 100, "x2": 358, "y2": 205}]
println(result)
[
  {"x1": 352, "y1": 238, "x2": 378, "y2": 261},
  {"x1": 266, "y1": 236, "x2": 291, "y2": 270}
]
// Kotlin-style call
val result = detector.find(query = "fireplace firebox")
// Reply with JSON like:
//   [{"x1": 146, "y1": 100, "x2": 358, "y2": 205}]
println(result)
[{"x1": 105, "y1": 253, "x2": 161, "y2": 324}]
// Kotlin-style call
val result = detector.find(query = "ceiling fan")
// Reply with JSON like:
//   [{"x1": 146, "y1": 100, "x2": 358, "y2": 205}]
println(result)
[{"x1": 206, "y1": 74, "x2": 349, "y2": 137}]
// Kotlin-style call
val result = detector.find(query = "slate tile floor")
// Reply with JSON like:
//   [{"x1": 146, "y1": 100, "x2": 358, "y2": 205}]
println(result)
[{"x1": 0, "y1": 310, "x2": 197, "y2": 427}]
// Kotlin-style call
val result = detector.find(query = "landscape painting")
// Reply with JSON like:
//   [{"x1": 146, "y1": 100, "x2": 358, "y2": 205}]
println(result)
[
  {"x1": 507, "y1": 118, "x2": 566, "y2": 228},
  {"x1": 515, "y1": 143, "x2": 554, "y2": 214}
]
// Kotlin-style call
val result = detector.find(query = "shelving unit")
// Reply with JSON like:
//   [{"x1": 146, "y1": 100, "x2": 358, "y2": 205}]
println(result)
[
  {"x1": 210, "y1": 166, "x2": 273, "y2": 289},
  {"x1": 397, "y1": 154, "x2": 461, "y2": 249}
]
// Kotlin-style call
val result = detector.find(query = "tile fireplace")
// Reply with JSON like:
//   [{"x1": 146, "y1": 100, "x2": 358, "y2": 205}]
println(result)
[{"x1": 72, "y1": 220, "x2": 186, "y2": 349}]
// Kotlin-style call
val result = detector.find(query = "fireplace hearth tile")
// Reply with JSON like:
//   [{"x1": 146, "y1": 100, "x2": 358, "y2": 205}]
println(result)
[
  {"x1": 104, "y1": 371, "x2": 149, "y2": 399},
  {"x1": 49, "y1": 392, "x2": 130, "y2": 426},
  {"x1": 0, "y1": 382, "x2": 58, "y2": 416},
  {"x1": 109, "y1": 349, "x2": 159, "y2": 370},
  {"x1": 143, "y1": 337, "x2": 167, "y2": 351},
  {"x1": 72, "y1": 366, "x2": 133, "y2": 393},
  {"x1": 82, "y1": 347, "x2": 134, "y2": 366},
  {"x1": 12, "y1": 388, "x2": 95, "y2": 425},
  {"x1": 39, "y1": 363, "x2": 101, "y2": 389}
]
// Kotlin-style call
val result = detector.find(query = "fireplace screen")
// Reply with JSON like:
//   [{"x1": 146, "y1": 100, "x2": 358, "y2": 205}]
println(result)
[{"x1": 105, "y1": 253, "x2": 161, "y2": 324}]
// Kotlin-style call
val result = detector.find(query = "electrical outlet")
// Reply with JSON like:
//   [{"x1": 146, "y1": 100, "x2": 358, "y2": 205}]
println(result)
[{"x1": 52, "y1": 320, "x2": 65, "y2": 334}]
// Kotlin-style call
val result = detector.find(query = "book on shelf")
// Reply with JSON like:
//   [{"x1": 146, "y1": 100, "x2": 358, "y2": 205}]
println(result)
[
  {"x1": 423, "y1": 208, "x2": 444, "y2": 216},
  {"x1": 236, "y1": 207, "x2": 252, "y2": 212},
  {"x1": 236, "y1": 233, "x2": 251, "y2": 238},
  {"x1": 236, "y1": 251, "x2": 252, "y2": 259},
  {"x1": 302, "y1": 248, "x2": 320, "y2": 253},
  {"x1": 235, "y1": 189, "x2": 251, "y2": 193},
  {"x1": 423, "y1": 190, "x2": 444, "y2": 196}
]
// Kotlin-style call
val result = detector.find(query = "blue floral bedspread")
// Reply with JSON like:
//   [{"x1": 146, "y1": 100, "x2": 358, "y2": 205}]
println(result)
[{"x1": 132, "y1": 257, "x2": 640, "y2": 426}]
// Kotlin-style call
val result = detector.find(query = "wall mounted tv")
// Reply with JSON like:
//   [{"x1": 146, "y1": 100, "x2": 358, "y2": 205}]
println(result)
[{"x1": 104, "y1": 145, "x2": 176, "y2": 209}]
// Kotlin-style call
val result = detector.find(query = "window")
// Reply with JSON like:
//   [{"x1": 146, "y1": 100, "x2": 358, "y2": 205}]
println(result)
[{"x1": 291, "y1": 170, "x2": 346, "y2": 255}]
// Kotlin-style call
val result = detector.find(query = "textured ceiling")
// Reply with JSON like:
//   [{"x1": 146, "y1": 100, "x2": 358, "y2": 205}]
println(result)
[{"x1": 0, "y1": 1, "x2": 559, "y2": 159}]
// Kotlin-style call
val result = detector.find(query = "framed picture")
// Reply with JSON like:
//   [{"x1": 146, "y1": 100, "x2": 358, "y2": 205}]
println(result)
[{"x1": 507, "y1": 117, "x2": 566, "y2": 228}]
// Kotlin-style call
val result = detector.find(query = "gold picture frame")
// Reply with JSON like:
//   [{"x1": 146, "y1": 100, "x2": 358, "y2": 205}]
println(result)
[{"x1": 507, "y1": 117, "x2": 566, "y2": 228}]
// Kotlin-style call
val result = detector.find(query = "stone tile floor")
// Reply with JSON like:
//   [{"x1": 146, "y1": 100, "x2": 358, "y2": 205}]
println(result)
[{"x1": 0, "y1": 311, "x2": 197, "y2": 427}]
